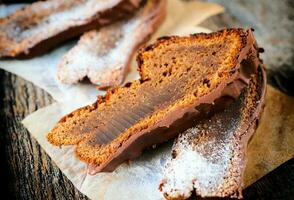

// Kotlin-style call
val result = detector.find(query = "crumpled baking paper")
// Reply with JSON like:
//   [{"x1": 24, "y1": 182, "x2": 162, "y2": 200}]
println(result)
[{"x1": 1, "y1": 1, "x2": 293, "y2": 200}]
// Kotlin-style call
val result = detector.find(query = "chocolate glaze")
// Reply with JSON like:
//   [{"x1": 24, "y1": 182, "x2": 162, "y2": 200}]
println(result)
[
  {"x1": 237, "y1": 65, "x2": 267, "y2": 197},
  {"x1": 0, "y1": 0, "x2": 141, "y2": 58},
  {"x1": 88, "y1": 29, "x2": 262, "y2": 173}
]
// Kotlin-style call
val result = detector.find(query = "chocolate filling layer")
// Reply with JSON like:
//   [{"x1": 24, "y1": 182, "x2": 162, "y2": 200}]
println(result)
[{"x1": 90, "y1": 61, "x2": 254, "y2": 146}]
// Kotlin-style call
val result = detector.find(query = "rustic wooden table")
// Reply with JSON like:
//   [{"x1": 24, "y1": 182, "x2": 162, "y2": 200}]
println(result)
[{"x1": 0, "y1": 0, "x2": 293, "y2": 199}]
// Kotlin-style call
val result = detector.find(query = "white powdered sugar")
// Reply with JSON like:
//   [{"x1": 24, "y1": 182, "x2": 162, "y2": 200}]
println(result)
[
  {"x1": 57, "y1": 0, "x2": 164, "y2": 85},
  {"x1": 57, "y1": 19, "x2": 139, "y2": 85},
  {"x1": 160, "y1": 100, "x2": 247, "y2": 199},
  {"x1": 7, "y1": 0, "x2": 124, "y2": 46},
  {"x1": 161, "y1": 126, "x2": 234, "y2": 198}
]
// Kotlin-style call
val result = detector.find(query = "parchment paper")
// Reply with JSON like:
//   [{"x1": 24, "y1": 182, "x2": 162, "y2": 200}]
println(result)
[
  {"x1": 1, "y1": 1, "x2": 293, "y2": 200},
  {"x1": 21, "y1": 85, "x2": 294, "y2": 200}
]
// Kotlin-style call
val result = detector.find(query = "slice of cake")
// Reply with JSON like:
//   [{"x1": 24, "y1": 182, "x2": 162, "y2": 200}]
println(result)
[
  {"x1": 0, "y1": 0, "x2": 141, "y2": 58},
  {"x1": 159, "y1": 66, "x2": 266, "y2": 199},
  {"x1": 47, "y1": 28, "x2": 262, "y2": 172},
  {"x1": 57, "y1": 0, "x2": 166, "y2": 88}
]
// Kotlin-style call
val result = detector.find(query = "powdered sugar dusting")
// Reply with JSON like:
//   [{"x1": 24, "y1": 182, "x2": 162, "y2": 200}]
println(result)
[
  {"x1": 21, "y1": 0, "x2": 120, "y2": 39},
  {"x1": 160, "y1": 98, "x2": 248, "y2": 199},
  {"x1": 161, "y1": 127, "x2": 233, "y2": 198},
  {"x1": 57, "y1": 0, "x2": 164, "y2": 85},
  {"x1": 57, "y1": 18, "x2": 140, "y2": 85},
  {"x1": 2, "y1": 0, "x2": 125, "y2": 53}
]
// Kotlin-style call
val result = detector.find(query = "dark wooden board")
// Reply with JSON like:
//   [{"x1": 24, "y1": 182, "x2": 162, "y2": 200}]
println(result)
[
  {"x1": 0, "y1": 70, "x2": 88, "y2": 200},
  {"x1": 0, "y1": 0, "x2": 293, "y2": 199},
  {"x1": 244, "y1": 158, "x2": 294, "y2": 200}
]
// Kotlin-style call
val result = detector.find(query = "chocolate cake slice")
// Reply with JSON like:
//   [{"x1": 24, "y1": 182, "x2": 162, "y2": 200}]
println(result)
[
  {"x1": 0, "y1": 0, "x2": 141, "y2": 58},
  {"x1": 47, "y1": 29, "x2": 262, "y2": 172},
  {"x1": 57, "y1": 0, "x2": 166, "y2": 87},
  {"x1": 159, "y1": 67, "x2": 266, "y2": 199}
]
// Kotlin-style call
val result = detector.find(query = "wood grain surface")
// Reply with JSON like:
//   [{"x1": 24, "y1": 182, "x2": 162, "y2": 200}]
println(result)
[{"x1": 0, "y1": 0, "x2": 293, "y2": 199}]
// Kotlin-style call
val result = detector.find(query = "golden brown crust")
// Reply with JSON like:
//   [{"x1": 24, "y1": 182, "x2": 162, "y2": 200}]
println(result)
[{"x1": 137, "y1": 28, "x2": 249, "y2": 80}]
